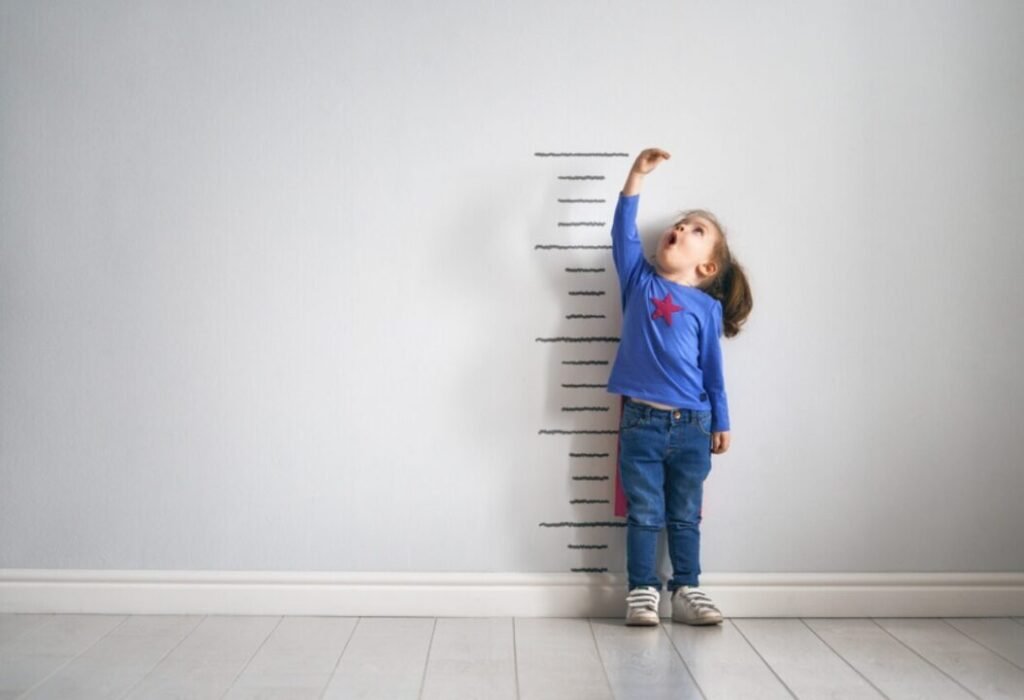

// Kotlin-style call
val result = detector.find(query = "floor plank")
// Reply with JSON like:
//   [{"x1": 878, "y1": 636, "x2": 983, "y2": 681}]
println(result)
[
  {"x1": 121, "y1": 615, "x2": 280, "y2": 699},
  {"x1": 3, "y1": 614, "x2": 1023, "y2": 699},
  {"x1": 943, "y1": 617, "x2": 1024, "y2": 668},
  {"x1": 320, "y1": 617, "x2": 435, "y2": 700},
  {"x1": 514, "y1": 618, "x2": 614, "y2": 700},
  {"x1": 731, "y1": 618, "x2": 885, "y2": 698},
  {"x1": 222, "y1": 616, "x2": 357, "y2": 699},
  {"x1": 19, "y1": 615, "x2": 203, "y2": 700},
  {"x1": 420, "y1": 617, "x2": 517, "y2": 700},
  {"x1": 0, "y1": 615, "x2": 56, "y2": 647},
  {"x1": 664, "y1": 619, "x2": 793, "y2": 699},
  {"x1": 875, "y1": 618, "x2": 1024, "y2": 700},
  {"x1": 0, "y1": 614, "x2": 126, "y2": 700},
  {"x1": 803, "y1": 618, "x2": 976, "y2": 699},
  {"x1": 590, "y1": 618, "x2": 703, "y2": 699}
]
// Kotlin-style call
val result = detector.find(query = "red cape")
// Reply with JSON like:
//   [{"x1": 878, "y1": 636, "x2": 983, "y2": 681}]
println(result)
[{"x1": 613, "y1": 394, "x2": 628, "y2": 517}]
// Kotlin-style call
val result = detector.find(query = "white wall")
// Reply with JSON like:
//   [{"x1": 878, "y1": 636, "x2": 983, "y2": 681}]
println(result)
[{"x1": 1, "y1": 0, "x2": 1022, "y2": 575}]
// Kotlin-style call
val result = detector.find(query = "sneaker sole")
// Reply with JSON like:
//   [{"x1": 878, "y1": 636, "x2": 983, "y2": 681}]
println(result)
[
  {"x1": 625, "y1": 616, "x2": 660, "y2": 626},
  {"x1": 672, "y1": 614, "x2": 723, "y2": 625}
]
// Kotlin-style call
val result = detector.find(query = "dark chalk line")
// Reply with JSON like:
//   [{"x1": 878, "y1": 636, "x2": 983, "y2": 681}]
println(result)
[
  {"x1": 535, "y1": 244, "x2": 612, "y2": 249},
  {"x1": 565, "y1": 314, "x2": 606, "y2": 319},
  {"x1": 561, "y1": 406, "x2": 610, "y2": 412},
  {"x1": 534, "y1": 152, "x2": 629, "y2": 157},
  {"x1": 558, "y1": 221, "x2": 604, "y2": 226},
  {"x1": 535, "y1": 336, "x2": 619, "y2": 342},
  {"x1": 539, "y1": 521, "x2": 626, "y2": 528},
  {"x1": 562, "y1": 383, "x2": 608, "y2": 388},
  {"x1": 572, "y1": 475, "x2": 610, "y2": 480},
  {"x1": 568, "y1": 290, "x2": 604, "y2": 296},
  {"x1": 538, "y1": 429, "x2": 619, "y2": 435},
  {"x1": 562, "y1": 360, "x2": 609, "y2": 366},
  {"x1": 558, "y1": 175, "x2": 605, "y2": 180},
  {"x1": 571, "y1": 567, "x2": 610, "y2": 572},
  {"x1": 559, "y1": 198, "x2": 606, "y2": 203},
  {"x1": 570, "y1": 498, "x2": 610, "y2": 504},
  {"x1": 568, "y1": 544, "x2": 609, "y2": 549},
  {"x1": 569, "y1": 453, "x2": 610, "y2": 458},
  {"x1": 565, "y1": 267, "x2": 606, "y2": 272}
]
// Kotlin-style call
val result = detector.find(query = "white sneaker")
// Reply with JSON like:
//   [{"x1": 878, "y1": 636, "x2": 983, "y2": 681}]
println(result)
[
  {"x1": 671, "y1": 586, "x2": 723, "y2": 625},
  {"x1": 625, "y1": 586, "x2": 661, "y2": 626}
]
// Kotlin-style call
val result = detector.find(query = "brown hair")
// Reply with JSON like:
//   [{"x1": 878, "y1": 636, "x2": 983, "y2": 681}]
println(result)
[{"x1": 677, "y1": 209, "x2": 752, "y2": 339}]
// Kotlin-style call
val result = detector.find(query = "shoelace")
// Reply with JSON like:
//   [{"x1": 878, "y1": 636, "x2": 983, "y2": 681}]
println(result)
[
  {"x1": 677, "y1": 588, "x2": 720, "y2": 613},
  {"x1": 626, "y1": 587, "x2": 659, "y2": 613}
]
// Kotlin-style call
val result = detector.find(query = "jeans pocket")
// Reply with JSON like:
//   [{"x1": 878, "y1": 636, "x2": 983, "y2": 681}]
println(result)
[
  {"x1": 695, "y1": 411, "x2": 713, "y2": 436},
  {"x1": 620, "y1": 404, "x2": 645, "y2": 432}
]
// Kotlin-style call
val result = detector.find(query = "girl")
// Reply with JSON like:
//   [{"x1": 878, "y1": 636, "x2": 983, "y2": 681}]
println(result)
[{"x1": 606, "y1": 147, "x2": 752, "y2": 626}]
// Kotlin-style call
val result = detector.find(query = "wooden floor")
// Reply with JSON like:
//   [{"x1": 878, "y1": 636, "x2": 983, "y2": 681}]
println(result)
[{"x1": 2, "y1": 614, "x2": 1023, "y2": 699}]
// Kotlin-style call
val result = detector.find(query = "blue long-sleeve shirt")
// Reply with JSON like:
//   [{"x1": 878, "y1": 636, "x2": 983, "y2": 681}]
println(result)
[{"x1": 605, "y1": 192, "x2": 731, "y2": 432}]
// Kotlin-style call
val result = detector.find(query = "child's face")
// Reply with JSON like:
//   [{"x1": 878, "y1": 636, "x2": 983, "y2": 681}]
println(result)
[{"x1": 655, "y1": 215, "x2": 719, "y2": 282}]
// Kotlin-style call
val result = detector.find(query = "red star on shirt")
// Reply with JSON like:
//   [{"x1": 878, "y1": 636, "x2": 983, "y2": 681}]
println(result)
[{"x1": 650, "y1": 293, "x2": 683, "y2": 325}]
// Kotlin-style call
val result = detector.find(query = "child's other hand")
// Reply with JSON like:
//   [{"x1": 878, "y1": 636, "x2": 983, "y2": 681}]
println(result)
[
  {"x1": 711, "y1": 431, "x2": 730, "y2": 454},
  {"x1": 631, "y1": 147, "x2": 671, "y2": 175}
]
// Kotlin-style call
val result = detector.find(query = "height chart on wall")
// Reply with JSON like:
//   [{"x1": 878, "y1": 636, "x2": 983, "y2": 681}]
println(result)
[{"x1": 533, "y1": 151, "x2": 631, "y2": 574}]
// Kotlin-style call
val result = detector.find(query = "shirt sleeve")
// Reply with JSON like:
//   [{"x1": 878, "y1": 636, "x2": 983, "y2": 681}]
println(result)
[
  {"x1": 699, "y1": 299, "x2": 731, "y2": 432},
  {"x1": 610, "y1": 192, "x2": 645, "y2": 302}
]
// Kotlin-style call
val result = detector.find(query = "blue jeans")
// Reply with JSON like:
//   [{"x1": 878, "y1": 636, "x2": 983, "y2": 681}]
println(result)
[{"x1": 618, "y1": 397, "x2": 714, "y2": 593}]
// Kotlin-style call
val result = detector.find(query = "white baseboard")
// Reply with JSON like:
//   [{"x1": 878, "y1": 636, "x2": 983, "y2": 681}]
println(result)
[{"x1": 2, "y1": 570, "x2": 1023, "y2": 617}]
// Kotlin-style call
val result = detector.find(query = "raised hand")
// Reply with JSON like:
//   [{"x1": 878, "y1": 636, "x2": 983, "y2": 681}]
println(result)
[{"x1": 630, "y1": 148, "x2": 671, "y2": 175}]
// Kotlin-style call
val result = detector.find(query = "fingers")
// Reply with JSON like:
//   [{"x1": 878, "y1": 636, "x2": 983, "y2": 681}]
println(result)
[
  {"x1": 632, "y1": 148, "x2": 671, "y2": 175},
  {"x1": 637, "y1": 148, "x2": 670, "y2": 161},
  {"x1": 710, "y1": 432, "x2": 729, "y2": 454}
]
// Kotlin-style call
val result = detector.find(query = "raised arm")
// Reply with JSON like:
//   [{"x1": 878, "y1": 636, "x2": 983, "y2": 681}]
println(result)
[
  {"x1": 611, "y1": 148, "x2": 673, "y2": 296},
  {"x1": 621, "y1": 148, "x2": 670, "y2": 195}
]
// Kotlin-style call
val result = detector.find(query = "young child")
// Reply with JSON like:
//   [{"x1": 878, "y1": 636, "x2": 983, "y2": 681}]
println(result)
[{"x1": 607, "y1": 147, "x2": 752, "y2": 626}]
